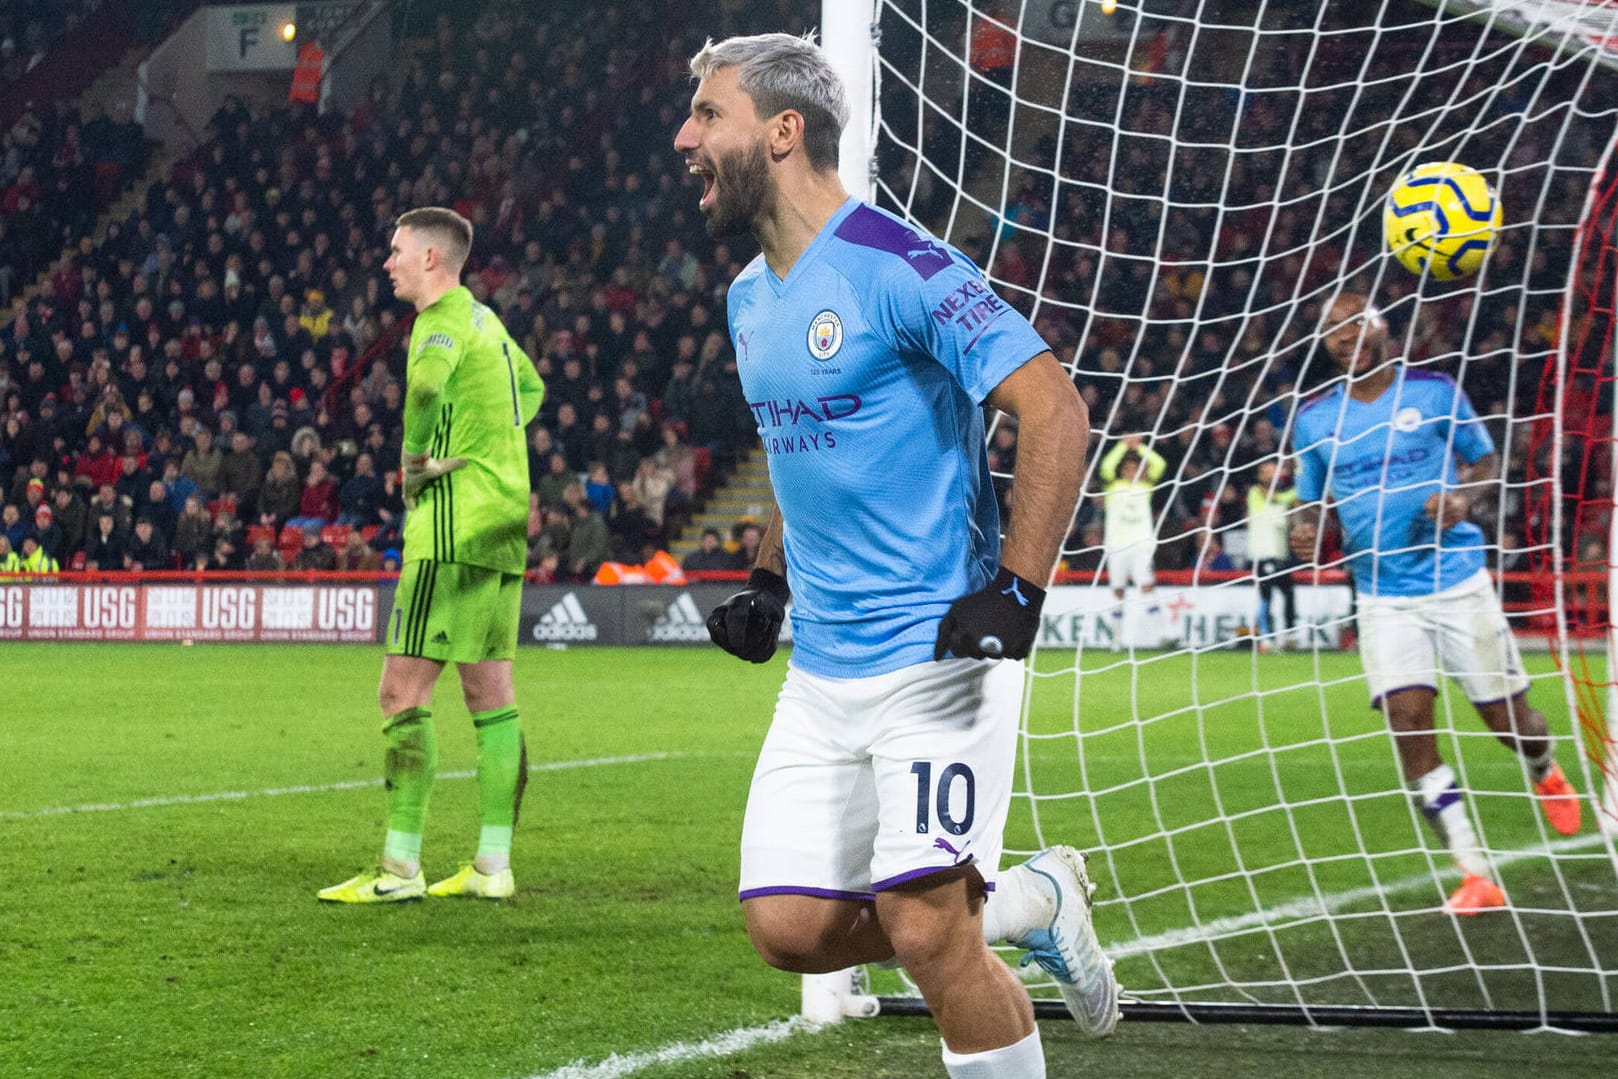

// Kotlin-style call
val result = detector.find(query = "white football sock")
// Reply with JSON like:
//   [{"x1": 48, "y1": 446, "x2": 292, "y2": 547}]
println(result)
[
  {"x1": 942, "y1": 1028, "x2": 1045, "y2": 1079},
  {"x1": 1523, "y1": 744, "x2": 1556, "y2": 783},
  {"x1": 981, "y1": 863, "x2": 1045, "y2": 945},
  {"x1": 1413, "y1": 764, "x2": 1490, "y2": 879}
]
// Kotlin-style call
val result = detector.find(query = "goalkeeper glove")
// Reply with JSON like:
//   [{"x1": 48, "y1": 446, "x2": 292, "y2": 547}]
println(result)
[
  {"x1": 706, "y1": 568, "x2": 789, "y2": 663},
  {"x1": 933, "y1": 566, "x2": 1045, "y2": 661},
  {"x1": 401, "y1": 451, "x2": 467, "y2": 509}
]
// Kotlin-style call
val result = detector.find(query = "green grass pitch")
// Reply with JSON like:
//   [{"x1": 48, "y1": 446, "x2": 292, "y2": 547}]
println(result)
[{"x1": 2, "y1": 643, "x2": 1613, "y2": 1078}]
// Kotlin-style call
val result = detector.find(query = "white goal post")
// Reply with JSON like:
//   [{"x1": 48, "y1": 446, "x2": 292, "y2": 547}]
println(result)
[{"x1": 813, "y1": 0, "x2": 1618, "y2": 1030}]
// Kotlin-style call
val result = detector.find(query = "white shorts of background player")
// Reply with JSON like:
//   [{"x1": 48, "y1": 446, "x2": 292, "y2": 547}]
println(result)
[{"x1": 1357, "y1": 569, "x2": 1530, "y2": 708}]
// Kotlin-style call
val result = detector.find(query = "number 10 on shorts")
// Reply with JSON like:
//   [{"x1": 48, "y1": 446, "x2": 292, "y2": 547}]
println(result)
[{"x1": 911, "y1": 761, "x2": 976, "y2": 836}]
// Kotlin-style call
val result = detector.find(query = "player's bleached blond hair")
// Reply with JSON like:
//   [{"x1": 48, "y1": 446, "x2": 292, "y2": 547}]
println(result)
[
  {"x1": 396, "y1": 206, "x2": 473, "y2": 270},
  {"x1": 689, "y1": 32, "x2": 848, "y2": 172}
]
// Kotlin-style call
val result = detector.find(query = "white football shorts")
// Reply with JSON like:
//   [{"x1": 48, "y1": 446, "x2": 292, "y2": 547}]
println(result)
[
  {"x1": 1356, "y1": 569, "x2": 1530, "y2": 708},
  {"x1": 1106, "y1": 543, "x2": 1156, "y2": 590},
  {"x1": 738, "y1": 656, "x2": 1024, "y2": 902}
]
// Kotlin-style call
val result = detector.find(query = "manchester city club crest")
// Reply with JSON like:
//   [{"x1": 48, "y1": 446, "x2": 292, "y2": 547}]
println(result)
[
  {"x1": 807, "y1": 310, "x2": 843, "y2": 361},
  {"x1": 1393, "y1": 406, "x2": 1422, "y2": 432}
]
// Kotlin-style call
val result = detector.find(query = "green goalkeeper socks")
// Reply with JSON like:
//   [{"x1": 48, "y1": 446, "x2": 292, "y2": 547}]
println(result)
[
  {"x1": 382, "y1": 707, "x2": 437, "y2": 863},
  {"x1": 472, "y1": 705, "x2": 527, "y2": 860}
]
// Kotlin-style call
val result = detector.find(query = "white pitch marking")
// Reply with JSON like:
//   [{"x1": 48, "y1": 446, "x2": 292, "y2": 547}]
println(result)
[
  {"x1": 1104, "y1": 830, "x2": 1616, "y2": 959},
  {"x1": 0, "y1": 753, "x2": 684, "y2": 820},
  {"x1": 524, "y1": 1018, "x2": 819, "y2": 1079}
]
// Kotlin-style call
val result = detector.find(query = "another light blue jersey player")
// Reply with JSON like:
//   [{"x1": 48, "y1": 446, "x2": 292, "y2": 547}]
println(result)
[
  {"x1": 726, "y1": 198, "x2": 1049, "y2": 677},
  {"x1": 1293, "y1": 366, "x2": 1494, "y2": 596},
  {"x1": 1287, "y1": 293, "x2": 1582, "y2": 919}
]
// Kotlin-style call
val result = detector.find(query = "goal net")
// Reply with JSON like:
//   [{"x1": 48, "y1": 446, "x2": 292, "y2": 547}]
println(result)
[{"x1": 820, "y1": 0, "x2": 1618, "y2": 1027}]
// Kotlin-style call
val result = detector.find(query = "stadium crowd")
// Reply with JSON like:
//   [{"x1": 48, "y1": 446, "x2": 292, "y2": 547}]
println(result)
[
  {"x1": 0, "y1": 0, "x2": 1610, "y2": 584},
  {"x1": 0, "y1": 1, "x2": 808, "y2": 578}
]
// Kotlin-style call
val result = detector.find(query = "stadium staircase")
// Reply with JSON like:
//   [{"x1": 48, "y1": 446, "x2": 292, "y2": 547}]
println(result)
[{"x1": 668, "y1": 446, "x2": 772, "y2": 563}]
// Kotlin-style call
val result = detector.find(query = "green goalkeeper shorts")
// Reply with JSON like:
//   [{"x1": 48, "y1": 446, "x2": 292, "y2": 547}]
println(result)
[{"x1": 386, "y1": 560, "x2": 523, "y2": 664}]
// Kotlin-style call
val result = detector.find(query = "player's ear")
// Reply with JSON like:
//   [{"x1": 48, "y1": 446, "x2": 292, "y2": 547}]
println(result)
[{"x1": 767, "y1": 109, "x2": 804, "y2": 161}]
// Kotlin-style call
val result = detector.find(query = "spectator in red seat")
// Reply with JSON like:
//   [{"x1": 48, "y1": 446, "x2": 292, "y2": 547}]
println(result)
[
  {"x1": 85, "y1": 481, "x2": 129, "y2": 535},
  {"x1": 211, "y1": 504, "x2": 244, "y2": 554},
  {"x1": 337, "y1": 530, "x2": 380, "y2": 572},
  {"x1": 32, "y1": 503, "x2": 62, "y2": 558},
  {"x1": 337, "y1": 451, "x2": 383, "y2": 526},
  {"x1": 173, "y1": 494, "x2": 214, "y2": 566},
  {"x1": 123, "y1": 515, "x2": 169, "y2": 571},
  {"x1": 114, "y1": 449, "x2": 153, "y2": 506},
  {"x1": 138, "y1": 478, "x2": 177, "y2": 540},
  {"x1": 158, "y1": 457, "x2": 200, "y2": 518},
  {"x1": 219, "y1": 430, "x2": 263, "y2": 513},
  {"x1": 50, "y1": 485, "x2": 89, "y2": 555},
  {"x1": 244, "y1": 532, "x2": 285, "y2": 573},
  {"x1": 180, "y1": 426, "x2": 224, "y2": 496},
  {"x1": 288, "y1": 457, "x2": 338, "y2": 529},
  {"x1": 73, "y1": 433, "x2": 120, "y2": 489},
  {"x1": 258, "y1": 451, "x2": 300, "y2": 526},
  {"x1": 290, "y1": 522, "x2": 336, "y2": 571},
  {"x1": 81, "y1": 510, "x2": 124, "y2": 570},
  {"x1": 363, "y1": 463, "x2": 403, "y2": 545},
  {"x1": 193, "y1": 535, "x2": 239, "y2": 572}
]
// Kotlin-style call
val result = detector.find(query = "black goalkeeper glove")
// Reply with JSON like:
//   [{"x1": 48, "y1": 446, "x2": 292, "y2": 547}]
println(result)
[
  {"x1": 933, "y1": 565, "x2": 1046, "y2": 661},
  {"x1": 706, "y1": 568, "x2": 790, "y2": 663}
]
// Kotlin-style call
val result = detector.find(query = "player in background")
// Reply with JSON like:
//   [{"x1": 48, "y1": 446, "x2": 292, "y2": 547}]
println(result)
[
  {"x1": 676, "y1": 33, "x2": 1120, "y2": 1078},
  {"x1": 1097, "y1": 435, "x2": 1171, "y2": 650},
  {"x1": 1245, "y1": 458, "x2": 1298, "y2": 651},
  {"x1": 319, "y1": 207, "x2": 545, "y2": 903},
  {"x1": 1288, "y1": 293, "x2": 1581, "y2": 915}
]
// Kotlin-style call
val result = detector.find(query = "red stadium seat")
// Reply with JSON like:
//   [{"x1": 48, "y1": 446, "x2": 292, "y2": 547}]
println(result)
[
  {"x1": 247, "y1": 525, "x2": 276, "y2": 546},
  {"x1": 279, "y1": 525, "x2": 304, "y2": 563},
  {"x1": 360, "y1": 525, "x2": 379, "y2": 543},
  {"x1": 321, "y1": 524, "x2": 351, "y2": 549}
]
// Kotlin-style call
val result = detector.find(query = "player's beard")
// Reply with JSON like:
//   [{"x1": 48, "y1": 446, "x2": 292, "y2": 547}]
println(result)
[{"x1": 705, "y1": 137, "x2": 773, "y2": 240}]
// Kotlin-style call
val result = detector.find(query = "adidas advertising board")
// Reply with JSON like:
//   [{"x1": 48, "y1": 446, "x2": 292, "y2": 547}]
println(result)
[
  {"x1": 643, "y1": 591, "x2": 710, "y2": 643},
  {"x1": 525, "y1": 590, "x2": 613, "y2": 643}
]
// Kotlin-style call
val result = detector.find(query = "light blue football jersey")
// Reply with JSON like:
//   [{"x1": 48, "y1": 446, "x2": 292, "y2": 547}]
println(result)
[
  {"x1": 1292, "y1": 366, "x2": 1494, "y2": 597},
  {"x1": 727, "y1": 198, "x2": 1050, "y2": 677}
]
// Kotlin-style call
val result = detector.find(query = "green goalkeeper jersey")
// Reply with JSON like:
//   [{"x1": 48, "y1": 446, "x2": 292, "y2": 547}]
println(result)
[{"x1": 402, "y1": 286, "x2": 544, "y2": 573}]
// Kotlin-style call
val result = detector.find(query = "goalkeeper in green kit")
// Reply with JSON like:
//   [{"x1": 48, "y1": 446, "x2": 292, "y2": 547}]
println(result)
[{"x1": 320, "y1": 207, "x2": 545, "y2": 903}]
